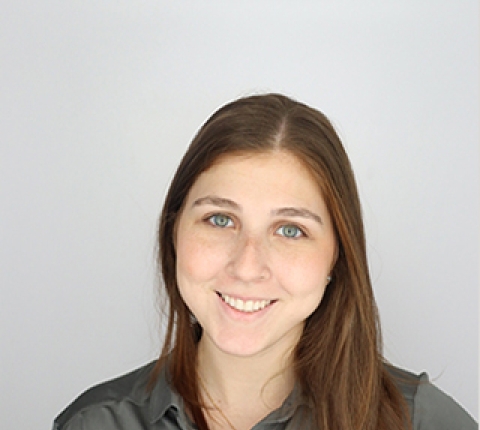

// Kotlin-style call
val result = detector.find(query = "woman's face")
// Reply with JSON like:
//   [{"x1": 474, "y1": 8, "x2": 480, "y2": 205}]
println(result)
[{"x1": 175, "y1": 150, "x2": 337, "y2": 359}]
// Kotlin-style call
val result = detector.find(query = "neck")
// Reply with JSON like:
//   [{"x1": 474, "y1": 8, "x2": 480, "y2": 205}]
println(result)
[{"x1": 197, "y1": 336, "x2": 296, "y2": 415}]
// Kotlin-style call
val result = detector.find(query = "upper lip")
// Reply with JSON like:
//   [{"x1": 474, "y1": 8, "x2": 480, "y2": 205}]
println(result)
[
  {"x1": 216, "y1": 291, "x2": 277, "y2": 312},
  {"x1": 215, "y1": 291, "x2": 276, "y2": 302}
]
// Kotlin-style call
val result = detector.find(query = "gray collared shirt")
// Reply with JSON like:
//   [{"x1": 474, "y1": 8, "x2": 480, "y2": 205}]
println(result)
[{"x1": 53, "y1": 361, "x2": 477, "y2": 430}]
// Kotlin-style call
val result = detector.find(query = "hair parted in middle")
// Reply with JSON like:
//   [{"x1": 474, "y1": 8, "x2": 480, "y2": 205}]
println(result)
[{"x1": 150, "y1": 93, "x2": 410, "y2": 430}]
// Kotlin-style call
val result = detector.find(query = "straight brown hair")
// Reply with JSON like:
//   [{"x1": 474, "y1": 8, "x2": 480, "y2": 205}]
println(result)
[{"x1": 150, "y1": 93, "x2": 410, "y2": 430}]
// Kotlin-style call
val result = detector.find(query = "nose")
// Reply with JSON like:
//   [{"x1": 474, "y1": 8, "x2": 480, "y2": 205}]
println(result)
[{"x1": 226, "y1": 234, "x2": 271, "y2": 283}]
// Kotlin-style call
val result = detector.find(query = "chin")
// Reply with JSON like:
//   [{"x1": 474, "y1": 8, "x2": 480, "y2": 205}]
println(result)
[{"x1": 207, "y1": 332, "x2": 269, "y2": 358}]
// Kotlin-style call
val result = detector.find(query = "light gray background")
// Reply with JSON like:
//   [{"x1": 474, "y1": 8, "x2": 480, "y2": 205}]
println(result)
[{"x1": 1, "y1": 2, "x2": 478, "y2": 429}]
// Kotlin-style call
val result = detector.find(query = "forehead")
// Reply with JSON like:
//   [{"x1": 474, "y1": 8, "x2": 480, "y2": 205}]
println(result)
[{"x1": 186, "y1": 150, "x2": 325, "y2": 208}]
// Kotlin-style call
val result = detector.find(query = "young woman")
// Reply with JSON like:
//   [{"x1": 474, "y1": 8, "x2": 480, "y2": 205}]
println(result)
[{"x1": 54, "y1": 94, "x2": 476, "y2": 430}]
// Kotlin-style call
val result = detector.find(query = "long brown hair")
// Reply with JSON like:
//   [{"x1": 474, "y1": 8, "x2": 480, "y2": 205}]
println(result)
[{"x1": 151, "y1": 93, "x2": 410, "y2": 430}]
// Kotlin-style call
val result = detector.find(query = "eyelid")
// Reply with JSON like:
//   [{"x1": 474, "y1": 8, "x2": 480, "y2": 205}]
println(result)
[
  {"x1": 205, "y1": 212, "x2": 235, "y2": 228},
  {"x1": 201, "y1": 212, "x2": 309, "y2": 238},
  {"x1": 275, "y1": 223, "x2": 307, "y2": 239}
]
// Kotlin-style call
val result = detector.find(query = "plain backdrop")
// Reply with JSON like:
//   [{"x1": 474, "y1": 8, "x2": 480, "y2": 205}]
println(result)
[{"x1": 1, "y1": 1, "x2": 478, "y2": 429}]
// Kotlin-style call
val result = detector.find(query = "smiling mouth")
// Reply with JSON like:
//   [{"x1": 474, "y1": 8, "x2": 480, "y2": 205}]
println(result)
[{"x1": 217, "y1": 292, "x2": 274, "y2": 313}]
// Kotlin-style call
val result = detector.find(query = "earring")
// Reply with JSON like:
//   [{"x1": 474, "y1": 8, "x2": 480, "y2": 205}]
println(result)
[{"x1": 326, "y1": 275, "x2": 332, "y2": 283}]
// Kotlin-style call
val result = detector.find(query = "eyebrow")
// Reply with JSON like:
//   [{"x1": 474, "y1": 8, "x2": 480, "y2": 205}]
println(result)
[
  {"x1": 271, "y1": 207, "x2": 323, "y2": 225},
  {"x1": 192, "y1": 196, "x2": 240, "y2": 210},
  {"x1": 192, "y1": 195, "x2": 323, "y2": 225}
]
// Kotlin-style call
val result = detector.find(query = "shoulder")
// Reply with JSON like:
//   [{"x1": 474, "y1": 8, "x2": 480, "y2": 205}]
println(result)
[
  {"x1": 53, "y1": 361, "x2": 161, "y2": 430},
  {"x1": 386, "y1": 364, "x2": 477, "y2": 430}
]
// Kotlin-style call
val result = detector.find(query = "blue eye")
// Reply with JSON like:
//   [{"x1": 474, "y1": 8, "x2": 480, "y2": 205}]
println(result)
[
  {"x1": 208, "y1": 214, "x2": 232, "y2": 228},
  {"x1": 277, "y1": 225, "x2": 303, "y2": 238}
]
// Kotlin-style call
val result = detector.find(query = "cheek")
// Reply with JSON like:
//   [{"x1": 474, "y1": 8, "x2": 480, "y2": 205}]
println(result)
[
  {"x1": 176, "y1": 232, "x2": 228, "y2": 284},
  {"x1": 277, "y1": 250, "x2": 332, "y2": 292},
  {"x1": 175, "y1": 237, "x2": 210, "y2": 313}
]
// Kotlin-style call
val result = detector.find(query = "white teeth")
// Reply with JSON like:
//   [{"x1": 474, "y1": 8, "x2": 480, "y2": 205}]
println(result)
[{"x1": 220, "y1": 293, "x2": 272, "y2": 313}]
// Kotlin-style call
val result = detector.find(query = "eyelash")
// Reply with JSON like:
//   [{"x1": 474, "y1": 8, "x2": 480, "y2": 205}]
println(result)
[
  {"x1": 205, "y1": 214, "x2": 306, "y2": 239},
  {"x1": 206, "y1": 214, "x2": 234, "y2": 228},
  {"x1": 275, "y1": 224, "x2": 305, "y2": 239}
]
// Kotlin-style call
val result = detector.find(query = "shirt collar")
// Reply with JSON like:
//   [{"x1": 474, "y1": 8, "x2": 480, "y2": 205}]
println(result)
[
  {"x1": 148, "y1": 362, "x2": 185, "y2": 425},
  {"x1": 261, "y1": 381, "x2": 312, "y2": 425}
]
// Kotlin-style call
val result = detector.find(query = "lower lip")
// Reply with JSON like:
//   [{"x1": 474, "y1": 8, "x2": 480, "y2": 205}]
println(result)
[{"x1": 217, "y1": 294, "x2": 275, "y2": 320}]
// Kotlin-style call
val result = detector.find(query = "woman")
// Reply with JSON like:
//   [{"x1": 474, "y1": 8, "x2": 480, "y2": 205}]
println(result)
[{"x1": 54, "y1": 94, "x2": 476, "y2": 430}]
